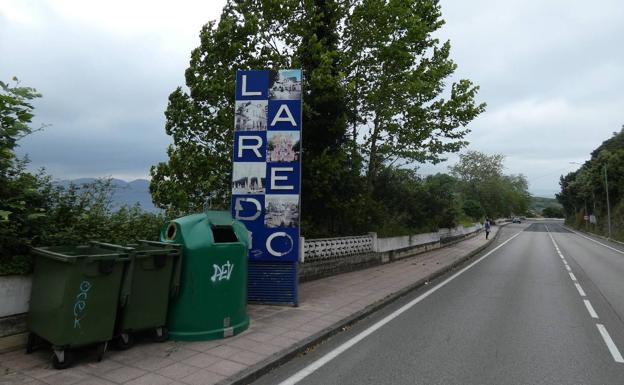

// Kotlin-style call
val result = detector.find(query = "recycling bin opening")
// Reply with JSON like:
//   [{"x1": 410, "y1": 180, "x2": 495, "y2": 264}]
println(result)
[
  {"x1": 211, "y1": 225, "x2": 238, "y2": 243},
  {"x1": 165, "y1": 222, "x2": 177, "y2": 241}
]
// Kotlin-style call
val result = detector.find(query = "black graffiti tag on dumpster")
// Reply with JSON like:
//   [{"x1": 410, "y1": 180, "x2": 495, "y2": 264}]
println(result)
[{"x1": 73, "y1": 281, "x2": 92, "y2": 328}]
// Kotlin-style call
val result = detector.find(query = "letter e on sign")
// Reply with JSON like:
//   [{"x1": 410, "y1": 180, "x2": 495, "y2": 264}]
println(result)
[{"x1": 270, "y1": 167, "x2": 294, "y2": 190}]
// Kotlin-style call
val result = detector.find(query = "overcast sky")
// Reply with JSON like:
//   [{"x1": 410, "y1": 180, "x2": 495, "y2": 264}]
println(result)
[{"x1": 2, "y1": 0, "x2": 623, "y2": 197}]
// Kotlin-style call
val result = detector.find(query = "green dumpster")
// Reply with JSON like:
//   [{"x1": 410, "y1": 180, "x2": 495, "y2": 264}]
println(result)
[
  {"x1": 161, "y1": 211, "x2": 250, "y2": 340},
  {"x1": 27, "y1": 242, "x2": 130, "y2": 369},
  {"x1": 114, "y1": 240, "x2": 182, "y2": 349}
]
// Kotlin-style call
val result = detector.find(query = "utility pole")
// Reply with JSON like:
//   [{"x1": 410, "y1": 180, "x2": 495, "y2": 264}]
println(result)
[{"x1": 604, "y1": 164, "x2": 612, "y2": 239}]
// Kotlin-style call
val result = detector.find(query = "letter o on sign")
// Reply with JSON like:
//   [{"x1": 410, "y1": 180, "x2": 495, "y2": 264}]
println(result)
[{"x1": 266, "y1": 232, "x2": 294, "y2": 257}]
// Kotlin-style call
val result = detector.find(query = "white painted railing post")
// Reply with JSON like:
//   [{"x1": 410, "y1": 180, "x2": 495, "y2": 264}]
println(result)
[
  {"x1": 299, "y1": 237, "x2": 305, "y2": 263},
  {"x1": 368, "y1": 232, "x2": 378, "y2": 252}
]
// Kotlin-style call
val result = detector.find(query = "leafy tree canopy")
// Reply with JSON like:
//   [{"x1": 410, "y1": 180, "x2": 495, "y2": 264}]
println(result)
[
  {"x1": 557, "y1": 127, "x2": 624, "y2": 239},
  {"x1": 150, "y1": 0, "x2": 486, "y2": 236}
]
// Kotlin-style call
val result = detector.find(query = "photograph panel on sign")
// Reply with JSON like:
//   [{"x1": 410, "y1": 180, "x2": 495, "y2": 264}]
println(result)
[
  {"x1": 265, "y1": 194, "x2": 299, "y2": 228},
  {"x1": 235, "y1": 100, "x2": 268, "y2": 131},
  {"x1": 269, "y1": 69, "x2": 302, "y2": 100},
  {"x1": 232, "y1": 162, "x2": 266, "y2": 194},
  {"x1": 267, "y1": 131, "x2": 300, "y2": 163}
]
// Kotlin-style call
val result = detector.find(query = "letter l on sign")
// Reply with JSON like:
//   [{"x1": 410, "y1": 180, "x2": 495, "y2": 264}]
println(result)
[{"x1": 241, "y1": 75, "x2": 262, "y2": 96}]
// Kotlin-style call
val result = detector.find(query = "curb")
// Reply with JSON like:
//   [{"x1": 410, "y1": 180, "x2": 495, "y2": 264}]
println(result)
[
  {"x1": 562, "y1": 225, "x2": 624, "y2": 246},
  {"x1": 221, "y1": 224, "x2": 508, "y2": 385}
]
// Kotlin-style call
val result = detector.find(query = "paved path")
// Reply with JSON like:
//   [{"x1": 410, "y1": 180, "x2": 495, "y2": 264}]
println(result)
[{"x1": 0, "y1": 226, "x2": 498, "y2": 385}]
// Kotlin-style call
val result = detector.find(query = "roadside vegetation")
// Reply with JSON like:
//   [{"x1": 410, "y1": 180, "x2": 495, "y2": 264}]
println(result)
[
  {"x1": 557, "y1": 127, "x2": 624, "y2": 241},
  {"x1": 0, "y1": 78, "x2": 164, "y2": 275}
]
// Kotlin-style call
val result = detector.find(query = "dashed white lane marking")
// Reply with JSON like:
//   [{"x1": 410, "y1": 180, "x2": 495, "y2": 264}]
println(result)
[
  {"x1": 597, "y1": 324, "x2": 624, "y2": 363},
  {"x1": 548, "y1": 224, "x2": 624, "y2": 365},
  {"x1": 584, "y1": 300, "x2": 599, "y2": 319},
  {"x1": 276, "y1": 231, "x2": 523, "y2": 385}
]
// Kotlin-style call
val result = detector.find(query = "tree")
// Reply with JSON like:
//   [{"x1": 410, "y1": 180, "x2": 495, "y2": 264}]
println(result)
[
  {"x1": 1, "y1": 77, "x2": 42, "y2": 175},
  {"x1": 462, "y1": 199, "x2": 484, "y2": 221},
  {"x1": 343, "y1": 0, "x2": 485, "y2": 181},
  {"x1": 151, "y1": 0, "x2": 485, "y2": 236},
  {"x1": 0, "y1": 78, "x2": 46, "y2": 266},
  {"x1": 557, "y1": 127, "x2": 624, "y2": 238},
  {"x1": 542, "y1": 206, "x2": 564, "y2": 218},
  {"x1": 150, "y1": 1, "x2": 290, "y2": 216},
  {"x1": 450, "y1": 151, "x2": 530, "y2": 218}
]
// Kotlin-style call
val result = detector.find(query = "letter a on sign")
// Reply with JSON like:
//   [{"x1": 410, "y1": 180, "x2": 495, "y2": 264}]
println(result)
[{"x1": 270, "y1": 105, "x2": 297, "y2": 127}]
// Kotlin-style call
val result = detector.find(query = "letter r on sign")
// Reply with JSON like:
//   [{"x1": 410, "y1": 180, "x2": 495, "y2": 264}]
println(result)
[{"x1": 238, "y1": 135, "x2": 263, "y2": 158}]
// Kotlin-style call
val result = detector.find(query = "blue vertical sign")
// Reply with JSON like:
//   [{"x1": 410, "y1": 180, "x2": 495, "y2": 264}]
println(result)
[{"x1": 232, "y1": 69, "x2": 302, "y2": 305}]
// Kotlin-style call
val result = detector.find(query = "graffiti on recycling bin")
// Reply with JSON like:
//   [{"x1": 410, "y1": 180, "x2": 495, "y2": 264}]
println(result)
[
  {"x1": 211, "y1": 261, "x2": 234, "y2": 283},
  {"x1": 73, "y1": 280, "x2": 91, "y2": 328},
  {"x1": 231, "y1": 69, "x2": 302, "y2": 262}
]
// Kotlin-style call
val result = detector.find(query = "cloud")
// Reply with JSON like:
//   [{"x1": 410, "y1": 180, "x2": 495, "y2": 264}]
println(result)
[
  {"x1": 2, "y1": 0, "x2": 623, "y2": 200},
  {"x1": 425, "y1": 0, "x2": 624, "y2": 196},
  {"x1": 2, "y1": 0, "x2": 226, "y2": 179}
]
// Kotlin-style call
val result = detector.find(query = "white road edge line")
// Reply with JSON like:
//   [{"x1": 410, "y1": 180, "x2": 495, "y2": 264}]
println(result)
[
  {"x1": 584, "y1": 300, "x2": 599, "y2": 319},
  {"x1": 276, "y1": 231, "x2": 523, "y2": 385},
  {"x1": 575, "y1": 283, "x2": 586, "y2": 297},
  {"x1": 566, "y1": 227, "x2": 624, "y2": 255},
  {"x1": 597, "y1": 324, "x2": 624, "y2": 363}
]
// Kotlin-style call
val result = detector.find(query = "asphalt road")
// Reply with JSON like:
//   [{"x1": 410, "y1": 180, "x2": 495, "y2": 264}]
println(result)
[{"x1": 253, "y1": 222, "x2": 624, "y2": 385}]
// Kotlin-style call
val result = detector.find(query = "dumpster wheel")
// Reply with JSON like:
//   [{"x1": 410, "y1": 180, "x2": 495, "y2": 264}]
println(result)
[
  {"x1": 114, "y1": 333, "x2": 134, "y2": 350},
  {"x1": 52, "y1": 349, "x2": 74, "y2": 370},
  {"x1": 152, "y1": 326, "x2": 169, "y2": 343}
]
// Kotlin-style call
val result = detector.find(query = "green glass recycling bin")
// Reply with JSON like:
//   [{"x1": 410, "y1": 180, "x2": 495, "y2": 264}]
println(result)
[
  {"x1": 27, "y1": 243, "x2": 130, "y2": 369},
  {"x1": 114, "y1": 240, "x2": 182, "y2": 348},
  {"x1": 161, "y1": 211, "x2": 250, "y2": 340}
]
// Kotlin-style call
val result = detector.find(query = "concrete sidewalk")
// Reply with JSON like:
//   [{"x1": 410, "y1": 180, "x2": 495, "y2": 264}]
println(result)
[{"x1": 0, "y1": 226, "x2": 501, "y2": 385}]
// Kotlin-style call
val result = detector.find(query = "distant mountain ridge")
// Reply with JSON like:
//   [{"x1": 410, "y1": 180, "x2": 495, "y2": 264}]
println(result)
[
  {"x1": 55, "y1": 178, "x2": 159, "y2": 213},
  {"x1": 530, "y1": 196, "x2": 562, "y2": 215}
]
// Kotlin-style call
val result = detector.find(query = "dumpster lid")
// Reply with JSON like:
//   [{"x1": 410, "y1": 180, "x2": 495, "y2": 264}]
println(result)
[
  {"x1": 125, "y1": 240, "x2": 182, "y2": 257},
  {"x1": 204, "y1": 211, "x2": 235, "y2": 227},
  {"x1": 31, "y1": 244, "x2": 130, "y2": 263}
]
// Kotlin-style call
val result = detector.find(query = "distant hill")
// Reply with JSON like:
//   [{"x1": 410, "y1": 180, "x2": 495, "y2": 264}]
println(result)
[
  {"x1": 530, "y1": 196, "x2": 562, "y2": 214},
  {"x1": 55, "y1": 178, "x2": 159, "y2": 213}
]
